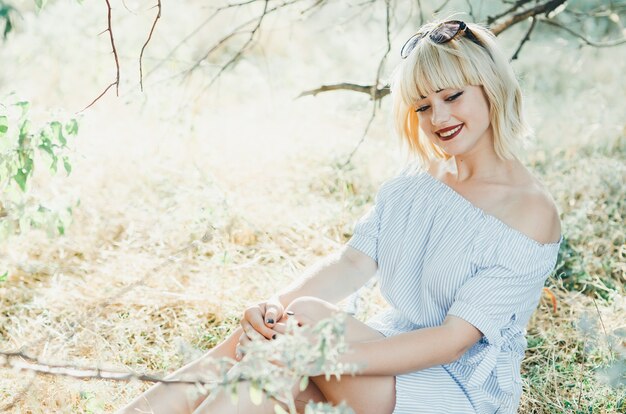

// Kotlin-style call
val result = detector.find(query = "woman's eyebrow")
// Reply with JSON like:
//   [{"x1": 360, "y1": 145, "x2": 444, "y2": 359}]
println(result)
[{"x1": 419, "y1": 89, "x2": 444, "y2": 100}]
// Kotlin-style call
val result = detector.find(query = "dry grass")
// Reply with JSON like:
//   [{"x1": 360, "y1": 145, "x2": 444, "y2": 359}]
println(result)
[{"x1": 0, "y1": 1, "x2": 624, "y2": 413}]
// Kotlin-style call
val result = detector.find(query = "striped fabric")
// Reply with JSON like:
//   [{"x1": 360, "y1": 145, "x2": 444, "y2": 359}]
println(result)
[{"x1": 347, "y1": 165, "x2": 562, "y2": 414}]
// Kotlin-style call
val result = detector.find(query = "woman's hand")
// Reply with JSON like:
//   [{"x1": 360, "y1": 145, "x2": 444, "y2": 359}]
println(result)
[{"x1": 236, "y1": 298, "x2": 285, "y2": 360}]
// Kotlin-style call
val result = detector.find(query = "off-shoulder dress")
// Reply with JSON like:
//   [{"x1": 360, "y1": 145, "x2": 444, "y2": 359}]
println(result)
[{"x1": 346, "y1": 167, "x2": 563, "y2": 414}]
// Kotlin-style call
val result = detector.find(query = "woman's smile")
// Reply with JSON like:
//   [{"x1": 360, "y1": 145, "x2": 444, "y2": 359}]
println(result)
[{"x1": 436, "y1": 123, "x2": 464, "y2": 141}]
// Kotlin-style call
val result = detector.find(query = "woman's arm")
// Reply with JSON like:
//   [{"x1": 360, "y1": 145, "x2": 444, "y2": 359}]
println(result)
[
  {"x1": 272, "y1": 245, "x2": 378, "y2": 308},
  {"x1": 340, "y1": 315, "x2": 482, "y2": 376}
]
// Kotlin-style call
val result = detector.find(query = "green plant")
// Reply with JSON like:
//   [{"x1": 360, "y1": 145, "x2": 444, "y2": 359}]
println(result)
[{"x1": 0, "y1": 98, "x2": 78, "y2": 240}]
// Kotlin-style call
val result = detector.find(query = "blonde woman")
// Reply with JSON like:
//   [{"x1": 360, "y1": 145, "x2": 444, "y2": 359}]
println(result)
[{"x1": 120, "y1": 18, "x2": 562, "y2": 414}]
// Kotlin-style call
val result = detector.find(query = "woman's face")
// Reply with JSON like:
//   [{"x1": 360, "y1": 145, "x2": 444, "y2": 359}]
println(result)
[{"x1": 415, "y1": 85, "x2": 492, "y2": 157}]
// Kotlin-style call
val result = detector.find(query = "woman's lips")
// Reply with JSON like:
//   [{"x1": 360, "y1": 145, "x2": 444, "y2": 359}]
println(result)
[{"x1": 437, "y1": 124, "x2": 463, "y2": 141}]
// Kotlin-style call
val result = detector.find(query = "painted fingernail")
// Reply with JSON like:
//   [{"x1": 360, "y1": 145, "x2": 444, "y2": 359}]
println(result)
[
  {"x1": 285, "y1": 311, "x2": 295, "y2": 316},
  {"x1": 266, "y1": 318, "x2": 274, "y2": 324},
  {"x1": 272, "y1": 334, "x2": 277, "y2": 340},
  {"x1": 297, "y1": 322, "x2": 303, "y2": 327}
]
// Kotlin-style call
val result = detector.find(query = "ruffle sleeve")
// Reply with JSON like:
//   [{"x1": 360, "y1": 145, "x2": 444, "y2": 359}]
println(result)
[{"x1": 346, "y1": 169, "x2": 414, "y2": 264}]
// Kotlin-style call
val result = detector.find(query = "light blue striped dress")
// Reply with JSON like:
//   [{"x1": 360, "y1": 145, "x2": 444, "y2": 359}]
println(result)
[{"x1": 346, "y1": 166, "x2": 563, "y2": 414}]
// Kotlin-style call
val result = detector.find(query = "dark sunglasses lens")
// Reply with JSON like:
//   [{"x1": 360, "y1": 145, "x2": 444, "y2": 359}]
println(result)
[
  {"x1": 401, "y1": 33, "x2": 425, "y2": 58},
  {"x1": 430, "y1": 21, "x2": 461, "y2": 43}
]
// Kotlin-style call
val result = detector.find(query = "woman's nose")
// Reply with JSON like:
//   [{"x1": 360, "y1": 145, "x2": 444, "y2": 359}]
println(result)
[{"x1": 431, "y1": 103, "x2": 450, "y2": 127}]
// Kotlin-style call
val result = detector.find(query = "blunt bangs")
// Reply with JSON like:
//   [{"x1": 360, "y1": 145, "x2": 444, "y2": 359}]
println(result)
[{"x1": 390, "y1": 19, "x2": 532, "y2": 168}]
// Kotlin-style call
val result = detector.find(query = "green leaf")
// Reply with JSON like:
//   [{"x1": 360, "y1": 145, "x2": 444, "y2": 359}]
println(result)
[
  {"x1": 18, "y1": 120, "x2": 30, "y2": 146},
  {"x1": 274, "y1": 405, "x2": 289, "y2": 414},
  {"x1": 0, "y1": 272, "x2": 7, "y2": 282},
  {"x1": 57, "y1": 224, "x2": 65, "y2": 235},
  {"x1": 0, "y1": 115, "x2": 7, "y2": 135},
  {"x1": 299, "y1": 376, "x2": 309, "y2": 392},
  {"x1": 62, "y1": 156, "x2": 71, "y2": 175},
  {"x1": 50, "y1": 155, "x2": 58, "y2": 173},
  {"x1": 15, "y1": 101, "x2": 29, "y2": 117},
  {"x1": 50, "y1": 121, "x2": 66, "y2": 146},
  {"x1": 65, "y1": 119, "x2": 78, "y2": 136},
  {"x1": 38, "y1": 136, "x2": 54, "y2": 157},
  {"x1": 14, "y1": 169, "x2": 27, "y2": 191},
  {"x1": 249, "y1": 383, "x2": 263, "y2": 406},
  {"x1": 34, "y1": 0, "x2": 48, "y2": 11}
]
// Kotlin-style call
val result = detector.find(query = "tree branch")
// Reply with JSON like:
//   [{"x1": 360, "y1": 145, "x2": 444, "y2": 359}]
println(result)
[
  {"x1": 80, "y1": 0, "x2": 120, "y2": 112},
  {"x1": 538, "y1": 17, "x2": 626, "y2": 47},
  {"x1": 510, "y1": 16, "x2": 537, "y2": 61},
  {"x1": 195, "y1": 0, "x2": 271, "y2": 97},
  {"x1": 489, "y1": 0, "x2": 567, "y2": 36},
  {"x1": 139, "y1": 0, "x2": 162, "y2": 92},
  {"x1": 297, "y1": 83, "x2": 390, "y2": 100},
  {"x1": 0, "y1": 350, "x2": 224, "y2": 386},
  {"x1": 340, "y1": 0, "x2": 393, "y2": 168},
  {"x1": 487, "y1": 0, "x2": 534, "y2": 25}
]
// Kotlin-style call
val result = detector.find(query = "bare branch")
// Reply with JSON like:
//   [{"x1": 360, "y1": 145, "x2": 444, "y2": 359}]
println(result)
[
  {"x1": 510, "y1": 16, "x2": 537, "y2": 61},
  {"x1": 80, "y1": 0, "x2": 120, "y2": 112},
  {"x1": 489, "y1": 0, "x2": 567, "y2": 36},
  {"x1": 78, "y1": 81, "x2": 117, "y2": 113},
  {"x1": 297, "y1": 83, "x2": 390, "y2": 100},
  {"x1": 143, "y1": 0, "x2": 262, "y2": 83},
  {"x1": 433, "y1": 0, "x2": 451, "y2": 15},
  {"x1": 538, "y1": 17, "x2": 626, "y2": 47},
  {"x1": 487, "y1": 0, "x2": 534, "y2": 25},
  {"x1": 139, "y1": 0, "x2": 162, "y2": 92},
  {"x1": 193, "y1": 0, "x2": 270, "y2": 97},
  {"x1": 465, "y1": 0, "x2": 475, "y2": 22},
  {"x1": 0, "y1": 350, "x2": 223, "y2": 386},
  {"x1": 341, "y1": 0, "x2": 393, "y2": 168},
  {"x1": 416, "y1": 0, "x2": 424, "y2": 26}
]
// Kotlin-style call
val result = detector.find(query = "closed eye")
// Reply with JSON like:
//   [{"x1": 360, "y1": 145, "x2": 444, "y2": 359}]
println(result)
[
  {"x1": 446, "y1": 91, "x2": 463, "y2": 102},
  {"x1": 415, "y1": 91, "x2": 463, "y2": 113}
]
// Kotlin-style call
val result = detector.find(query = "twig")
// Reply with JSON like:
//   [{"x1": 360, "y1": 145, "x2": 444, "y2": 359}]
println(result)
[
  {"x1": 510, "y1": 16, "x2": 537, "y2": 61},
  {"x1": 538, "y1": 17, "x2": 626, "y2": 47},
  {"x1": 141, "y1": 0, "x2": 260, "y2": 86},
  {"x1": 297, "y1": 82, "x2": 390, "y2": 100},
  {"x1": 487, "y1": 0, "x2": 534, "y2": 25},
  {"x1": 592, "y1": 297, "x2": 612, "y2": 354},
  {"x1": 340, "y1": 105, "x2": 377, "y2": 169},
  {"x1": 465, "y1": 0, "x2": 475, "y2": 21},
  {"x1": 139, "y1": 0, "x2": 162, "y2": 92},
  {"x1": 0, "y1": 350, "x2": 225, "y2": 386},
  {"x1": 416, "y1": 0, "x2": 424, "y2": 26},
  {"x1": 489, "y1": 0, "x2": 567, "y2": 36},
  {"x1": 193, "y1": 0, "x2": 270, "y2": 98},
  {"x1": 340, "y1": 0, "x2": 393, "y2": 168},
  {"x1": 79, "y1": 0, "x2": 120, "y2": 112},
  {"x1": 433, "y1": 0, "x2": 451, "y2": 14}
]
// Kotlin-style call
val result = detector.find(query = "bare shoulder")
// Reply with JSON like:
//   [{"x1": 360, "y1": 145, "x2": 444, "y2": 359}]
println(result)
[{"x1": 508, "y1": 176, "x2": 562, "y2": 245}]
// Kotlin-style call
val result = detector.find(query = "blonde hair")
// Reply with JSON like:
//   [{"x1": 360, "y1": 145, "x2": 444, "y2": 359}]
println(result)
[{"x1": 390, "y1": 19, "x2": 532, "y2": 169}]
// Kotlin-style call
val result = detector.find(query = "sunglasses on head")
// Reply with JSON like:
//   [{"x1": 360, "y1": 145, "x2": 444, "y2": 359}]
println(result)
[{"x1": 400, "y1": 20, "x2": 483, "y2": 59}]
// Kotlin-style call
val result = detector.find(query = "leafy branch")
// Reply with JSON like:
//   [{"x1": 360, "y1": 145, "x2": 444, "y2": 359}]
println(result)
[{"x1": 1, "y1": 315, "x2": 360, "y2": 414}]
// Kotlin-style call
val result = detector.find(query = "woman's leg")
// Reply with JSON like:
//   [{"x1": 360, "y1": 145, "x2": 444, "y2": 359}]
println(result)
[
  {"x1": 116, "y1": 326, "x2": 241, "y2": 414},
  {"x1": 288, "y1": 297, "x2": 396, "y2": 414},
  {"x1": 117, "y1": 325, "x2": 325, "y2": 414},
  {"x1": 192, "y1": 297, "x2": 396, "y2": 414}
]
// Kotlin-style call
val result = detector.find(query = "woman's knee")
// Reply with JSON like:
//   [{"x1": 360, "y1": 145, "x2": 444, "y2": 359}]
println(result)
[{"x1": 284, "y1": 296, "x2": 338, "y2": 324}]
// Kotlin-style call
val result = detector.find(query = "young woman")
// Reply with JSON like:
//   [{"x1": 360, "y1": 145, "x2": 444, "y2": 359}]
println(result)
[{"x1": 119, "y1": 18, "x2": 563, "y2": 414}]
